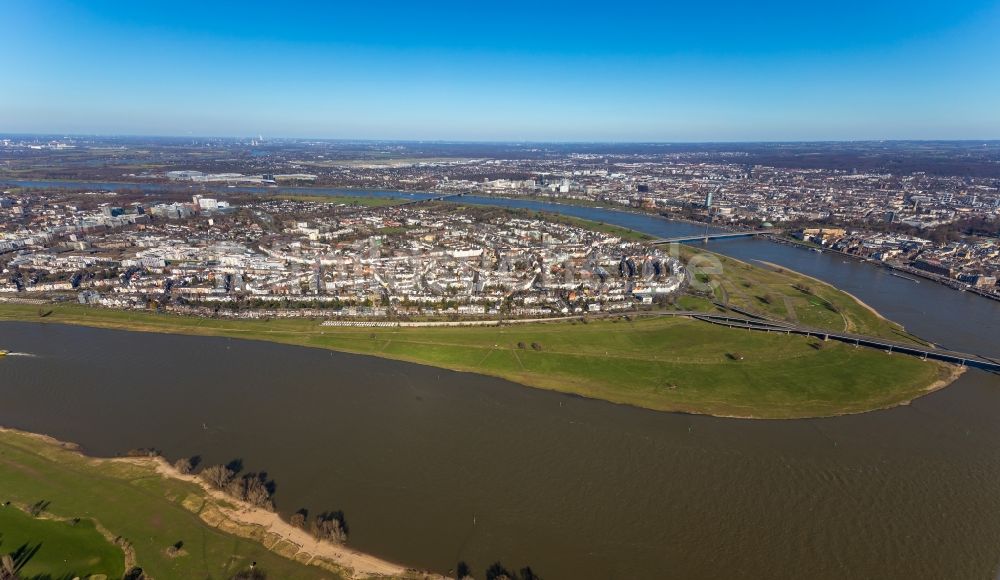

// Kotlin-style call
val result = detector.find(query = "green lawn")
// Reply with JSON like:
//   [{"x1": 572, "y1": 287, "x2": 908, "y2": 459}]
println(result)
[
  {"x1": 0, "y1": 507, "x2": 125, "y2": 579},
  {"x1": 0, "y1": 303, "x2": 950, "y2": 418},
  {"x1": 677, "y1": 245, "x2": 931, "y2": 344},
  {"x1": 0, "y1": 429, "x2": 346, "y2": 580}
]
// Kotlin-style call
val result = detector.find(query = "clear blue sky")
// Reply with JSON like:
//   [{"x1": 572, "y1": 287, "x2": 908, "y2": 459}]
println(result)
[{"x1": 4, "y1": 0, "x2": 999, "y2": 141}]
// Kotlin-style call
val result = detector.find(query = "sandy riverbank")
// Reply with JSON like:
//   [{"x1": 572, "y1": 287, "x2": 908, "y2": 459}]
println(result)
[
  {"x1": 922, "y1": 363, "x2": 967, "y2": 393},
  {"x1": 134, "y1": 456, "x2": 434, "y2": 579},
  {"x1": 0, "y1": 427, "x2": 436, "y2": 579}
]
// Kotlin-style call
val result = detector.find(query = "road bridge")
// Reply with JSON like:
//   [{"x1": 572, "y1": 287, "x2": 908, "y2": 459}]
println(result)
[
  {"x1": 689, "y1": 312, "x2": 1000, "y2": 372},
  {"x1": 650, "y1": 230, "x2": 777, "y2": 244}
]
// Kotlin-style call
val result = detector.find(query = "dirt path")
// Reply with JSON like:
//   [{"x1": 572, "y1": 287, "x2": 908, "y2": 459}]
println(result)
[{"x1": 781, "y1": 296, "x2": 799, "y2": 323}]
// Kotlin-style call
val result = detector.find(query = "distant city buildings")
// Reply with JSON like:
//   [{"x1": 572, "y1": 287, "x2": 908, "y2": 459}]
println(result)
[
  {"x1": 0, "y1": 192, "x2": 686, "y2": 318},
  {"x1": 1, "y1": 138, "x2": 997, "y2": 301}
]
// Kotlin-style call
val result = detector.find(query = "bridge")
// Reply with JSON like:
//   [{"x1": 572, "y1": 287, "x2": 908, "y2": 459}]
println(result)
[
  {"x1": 687, "y1": 309, "x2": 1000, "y2": 372},
  {"x1": 650, "y1": 230, "x2": 777, "y2": 244}
]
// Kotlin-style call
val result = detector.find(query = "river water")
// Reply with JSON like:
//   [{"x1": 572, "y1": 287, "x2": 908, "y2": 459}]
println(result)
[{"x1": 2, "y1": 179, "x2": 1000, "y2": 579}]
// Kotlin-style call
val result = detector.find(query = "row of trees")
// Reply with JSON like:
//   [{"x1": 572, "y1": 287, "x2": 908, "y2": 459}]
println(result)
[
  {"x1": 457, "y1": 561, "x2": 540, "y2": 580},
  {"x1": 290, "y1": 509, "x2": 349, "y2": 544},
  {"x1": 172, "y1": 454, "x2": 350, "y2": 544},
  {"x1": 197, "y1": 460, "x2": 276, "y2": 511}
]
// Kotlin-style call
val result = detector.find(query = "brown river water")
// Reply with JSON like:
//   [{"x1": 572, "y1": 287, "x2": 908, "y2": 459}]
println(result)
[
  {"x1": 1, "y1": 187, "x2": 999, "y2": 579},
  {"x1": 0, "y1": 322, "x2": 999, "y2": 579}
]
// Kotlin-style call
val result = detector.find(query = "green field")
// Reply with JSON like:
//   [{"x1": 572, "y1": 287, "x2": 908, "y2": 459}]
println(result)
[
  {"x1": 0, "y1": 507, "x2": 125, "y2": 579},
  {"x1": 0, "y1": 430, "x2": 347, "y2": 580},
  {"x1": 0, "y1": 302, "x2": 950, "y2": 418},
  {"x1": 676, "y1": 245, "x2": 930, "y2": 344}
]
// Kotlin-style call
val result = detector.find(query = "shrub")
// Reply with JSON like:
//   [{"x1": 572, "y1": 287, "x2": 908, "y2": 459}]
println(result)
[
  {"x1": 456, "y1": 561, "x2": 473, "y2": 580},
  {"x1": 126, "y1": 447, "x2": 161, "y2": 458},
  {"x1": 290, "y1": 509, "x2": 308, "y2": 529},
  {"x1": 486, "y1": 562, "x2": 514, "y2": 580},
  {"x1": 173, "y1": 457, "x2": 194, "y2": 475}
]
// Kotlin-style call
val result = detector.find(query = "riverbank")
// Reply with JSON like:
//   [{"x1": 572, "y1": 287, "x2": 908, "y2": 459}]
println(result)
[
  {"x1": 0, "y1": 301, "x2": 953, "y2": 419},
  {"x1": 676, "y1": 246, "x2": 925, "y2": 343},
  {"x1": 132, "y1": 458, "x2": 422, "y2": 579},
  {"x1": 755, "y1": 260, "x2": 887, "y2": 322},
  {"x1": 0, "y1": 427, "x2": 434, "y2": 579},
  {"x1": 764, "y1": 234, "x2": 1000, "y2": 304}
]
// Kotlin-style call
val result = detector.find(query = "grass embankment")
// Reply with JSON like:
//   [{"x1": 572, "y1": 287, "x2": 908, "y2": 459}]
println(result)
[
  {"x1": 677, "y1": 245, "x2": 930, "y2": 344},
  {"x1": 0, "y1": 506, "x2": 125, "y2": 579},
  {"x1": 0, "y1": 302, "x2": 950, "y2": 418},
  {"x1": 0, "y1": 429, "x2": 354, "y2": 579}
]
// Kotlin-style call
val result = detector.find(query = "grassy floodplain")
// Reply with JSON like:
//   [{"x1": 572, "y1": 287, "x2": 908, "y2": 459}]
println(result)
[
  {"x1": 0, "y1": 506, "x2": 125, "y2": 579},
  {"x1": 0, "y1": 300, "x2": 950, "y2": 418},
  {"x1": 675, "y1": 244, "x2": 930, "y2": 344},
  {"x1": 0, "y1": 429, "x2": 352, "y2": 580}
]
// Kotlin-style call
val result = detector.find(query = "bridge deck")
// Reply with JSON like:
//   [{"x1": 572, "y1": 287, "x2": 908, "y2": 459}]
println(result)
[
  {"x1": 650, "y1": 230, "x2": 776, "y2": 244},
  {"x1": 689, "y1": 312, "x2": 999, "y2": 372}
]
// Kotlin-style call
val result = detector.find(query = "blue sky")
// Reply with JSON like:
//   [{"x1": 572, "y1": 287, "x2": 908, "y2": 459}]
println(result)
[{"x1": 4, "y1": 0, "x2": 1000, "y2": 141}]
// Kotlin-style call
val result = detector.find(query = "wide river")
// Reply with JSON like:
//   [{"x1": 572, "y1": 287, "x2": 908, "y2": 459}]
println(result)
[{"x1": 2, "y1": 180, "x2": 1000, "y2": 579}]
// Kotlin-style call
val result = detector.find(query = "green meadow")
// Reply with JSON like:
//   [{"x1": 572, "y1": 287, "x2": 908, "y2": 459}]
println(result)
[
  {"x1": 0, "y1": 301, "x2": 948, "y2": 418},
  {"x1": 0, "y1": 507, "x2": 125, "y2": 579},
  {"x1": 0, "y1": 430, "x2": 344, "y2": 580}
]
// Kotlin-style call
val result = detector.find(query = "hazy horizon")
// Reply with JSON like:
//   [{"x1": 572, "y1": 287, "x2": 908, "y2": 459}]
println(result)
[{"x1": 6, "y1": 132, "x2": 1000, "y2": 146}]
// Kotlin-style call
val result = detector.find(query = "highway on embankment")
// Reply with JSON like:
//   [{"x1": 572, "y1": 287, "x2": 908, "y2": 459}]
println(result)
[{"x1": 689, "y1": 307, "x2": 1000, "y2": 372}]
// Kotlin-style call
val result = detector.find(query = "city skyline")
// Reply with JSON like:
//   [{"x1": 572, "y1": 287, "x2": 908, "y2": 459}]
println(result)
[{"x1": 5, "y1": 0, "x2": 1000, "y2": 141}]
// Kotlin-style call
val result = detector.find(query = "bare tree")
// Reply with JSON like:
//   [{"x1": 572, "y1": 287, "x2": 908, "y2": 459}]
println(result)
[
  {"x1": 486, "y1": 562, "x2": 514, "y2": 580},
  {"x1": 456, "y1": 561, "x2": 474, "y2": 580},
  {"x1": 173, "y1": 457, "x2": 194, "y2": 475},
  {"x1": 200, "y1": 464, "x2": 235, "y2": 489},
  {"x1": 311, "y1": 511, "x2": 349, "y2": 543},
  {"x1": 242, "y1": 474, "x2": 275, "y2": 510}
]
